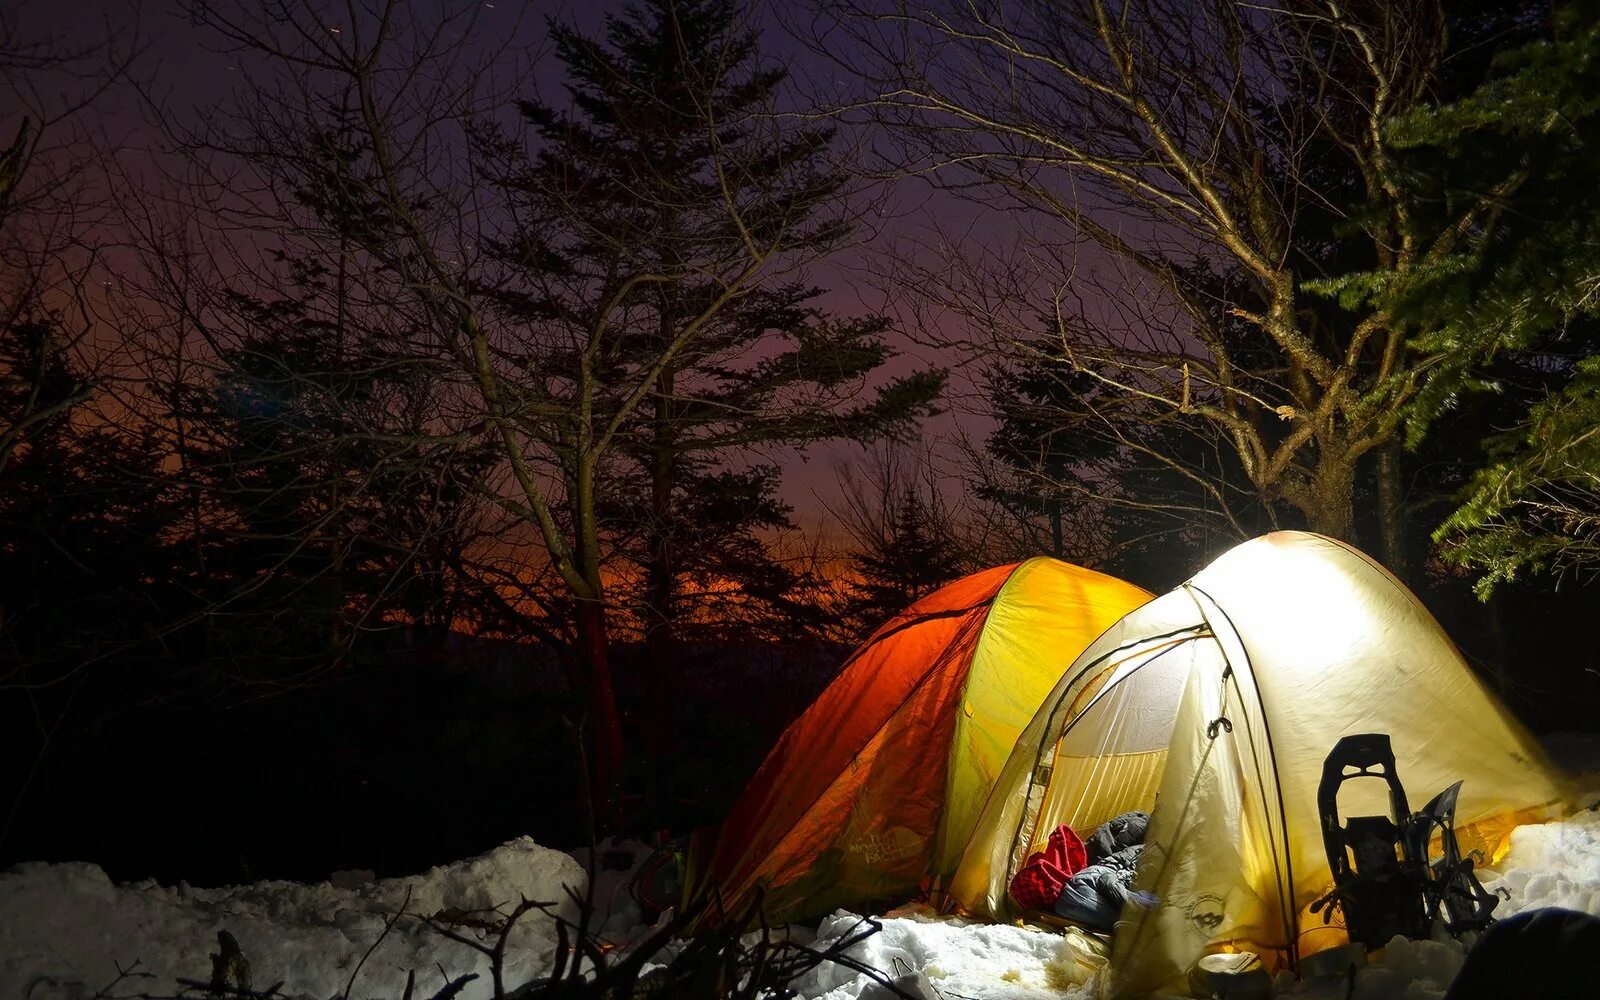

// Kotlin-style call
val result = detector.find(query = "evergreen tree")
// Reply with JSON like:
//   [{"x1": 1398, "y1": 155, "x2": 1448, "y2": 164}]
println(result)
[
  {"x1": 840, "y1": 476, "x2": 971, "y2": 637},
  {"x1": 0, "y1": 319, "x2": 183, "y2": 691},
  {"x1": 180, "y1": 256, "x2": 499, "y2": 668},
  {"x1": 0, "y1": 318, "x2": 89, "y2": 475},
  {"x1": 171, "y1": 0, "x2": 915, "y2": 804},
  {"x1": 1319, "y1": 1, "x2": 1600, "y2": 592},
  {"x1": 0, "y1": 318, "x2": 188, "y2": 851},
  {"x1": 478, "y1": 0, "x2": 941, "y2": 780},
  {"x1": 612, "y1": 297, "x2": 943, "y2": 656},
  {"x1": 981, "y1": 347, "x2": 1270, "y2": 584},
  {"x1": 980, "y1": 357, "x2": 1107, "y2": 560}
]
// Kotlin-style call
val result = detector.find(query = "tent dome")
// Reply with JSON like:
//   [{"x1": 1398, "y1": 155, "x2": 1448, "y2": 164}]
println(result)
[
  {"x1": 689, "y1": 557, "x2": 1154, "y2": 924},
  {"x1": 945, "y1": 532, "x2": 1571, "y2": 996}
]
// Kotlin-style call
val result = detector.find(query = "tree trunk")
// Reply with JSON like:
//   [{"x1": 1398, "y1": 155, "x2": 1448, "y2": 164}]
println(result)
[
  {"x1": 1297, "y1": 456, "x2": 1356, "y2": 541},
  {"x1": 641, "y1": 382, "x2": 678, "y2": 825},
  {"x1": 1376, "y1": 439, "x2": 1407, "y2": 578},
  {"x1": 574, "y1": 596, "x2": 625, "y2": 826},
  {"x1": 644, "y1": 377, "x2": 677, "y2": 723}
]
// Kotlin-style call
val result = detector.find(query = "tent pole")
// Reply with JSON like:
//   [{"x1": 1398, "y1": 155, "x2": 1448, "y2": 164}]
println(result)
[{"x1": 1188, "y1": 584, "x2": 1301, "y2": 971}]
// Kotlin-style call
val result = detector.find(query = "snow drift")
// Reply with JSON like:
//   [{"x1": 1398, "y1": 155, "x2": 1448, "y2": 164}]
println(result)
[{"x1": 0, "y1": 837, "x2": 586, "y2": 1000}]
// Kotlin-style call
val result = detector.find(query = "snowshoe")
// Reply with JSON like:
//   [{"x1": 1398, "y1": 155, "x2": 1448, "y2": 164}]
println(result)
[
  {"x1": 1408, "y1": 780, "x2": 1500, "y2": 937},
  {"x1": 1312, "y1": 734, "x2": 1429, "y2": 947}
]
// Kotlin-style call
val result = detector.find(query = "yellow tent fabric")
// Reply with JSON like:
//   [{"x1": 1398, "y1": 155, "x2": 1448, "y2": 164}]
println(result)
[
  {"x1": 946, "y1": 531, "x2": 1572, "y2": 997},
  {"x1": 690, "y1": 557, "x2": 1153, "y2": 924}
]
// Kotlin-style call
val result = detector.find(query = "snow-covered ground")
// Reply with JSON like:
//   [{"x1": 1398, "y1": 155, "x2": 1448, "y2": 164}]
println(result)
[
  {"x1": 4, "y1": 746, "x2": 1599, "y2": 1000},
  {"x1": 794, "y1": 909, "x2": 1108, "y2": 1000},
  {"x1": 0, "y1": 838, "x2": 587, "y2": 1000}
]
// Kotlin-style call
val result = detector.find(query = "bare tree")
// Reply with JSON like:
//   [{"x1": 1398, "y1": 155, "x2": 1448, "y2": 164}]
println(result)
[
  {"x1": 803, "y1": 0, "x2": 1511, "y2": 566},
  {"x1": 0, "y1": 3, "x2": 142, "y2": 472}
]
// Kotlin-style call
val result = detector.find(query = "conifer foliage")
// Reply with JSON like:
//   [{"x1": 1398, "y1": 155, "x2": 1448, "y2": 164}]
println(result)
[
  {"x1": 833, "y1": 451, "x2": 972, "y2": 637},
  {"x1": 145, "y1": 0, "x2": 944, "y2": 809},
  {"x1": 843, "y1": 486, "x2": 968, "y2": 632},
  {"x1": 1318, "y1": 1, "x2": 1600, "y2": 592},
  {"x1": 470, "y1": 0, "x2": 940, "y2": 790},
  {"x1": 487, "y1": 0, "x2": 942, "y2": 657}
]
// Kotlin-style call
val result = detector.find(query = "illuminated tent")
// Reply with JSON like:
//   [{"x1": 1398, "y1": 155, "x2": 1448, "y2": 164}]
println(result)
[
  {"x1": 946, "y1": 531, "x2": 1571, "y2": 997},
  {"x1": 690, "y1": 557, "x2": 1154, "y2": 924}
]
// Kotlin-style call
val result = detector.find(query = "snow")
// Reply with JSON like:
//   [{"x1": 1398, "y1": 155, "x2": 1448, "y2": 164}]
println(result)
[
  {"x1": 789, "y1": 800, "x2": 1600, "y2": 1000},
  {"x1": 5, "y1": 764, "x2": 1600, "y2": 999},
  {"x1": 1484, "y1": 798, "x2": 1600, "y2": 917},
  {"x1": 0, "y1": 837, "x2": 586, "y2": 1000},
  {"x1": 1265, "y1": 734, "x2": 1600, "y2": 1000},
  {"x1": 792, "y1": 909, "x2": 1103, "y2": 1000},
  {"x1": 1279, "y1": 935, "x2": 1468, "y2": 1000},
  {"x1": 567, "y1": 838, "x2": 654, "y2": 941}
]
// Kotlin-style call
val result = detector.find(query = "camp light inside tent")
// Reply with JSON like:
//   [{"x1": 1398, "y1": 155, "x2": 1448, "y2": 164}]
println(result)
[
  {"x1": 946, "y1": 531, "x2": 1571, "y2": 997},
  {"x1": 688, "y1": 557, "x2": 1154, "y2": 926}
]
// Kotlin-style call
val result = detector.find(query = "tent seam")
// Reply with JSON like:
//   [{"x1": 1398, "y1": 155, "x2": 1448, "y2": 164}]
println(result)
[
  {"x1": 931, "y1": 558, "x2": 1043, "y2": 877},
  {"x1": 1185, "y1": 582, "x2": 1301, "y2": 971},
  {"x1": 1107, "y1": 655, "x2": 1233, "y2": 997}
]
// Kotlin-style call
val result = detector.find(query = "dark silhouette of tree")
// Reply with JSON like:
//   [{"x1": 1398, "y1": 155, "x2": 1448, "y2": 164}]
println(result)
[
  {"x1": 0, "y1": 319, "x2": 185, "y2": 845},
  {"x1": 172, "y1": 0, "x2": 908, "y2": 807},
  {"x1": 833, "y1": 449, "x2": 973, "y2": 637},
  {"x1": 0, "y1": 320, "x2": 178, "y2": 676},
  {"x1": 980, "y1": 346, "x2": 1270, "y2": 587},
  {"x1": 855, "y1": 490, "x2": 963, "y2": 610},
  {"x1": 174, "y1": 255, "x2": 501, "y2": 674},
  {"x1": 471, "y1": 0, "x2": 939, "y2": 791},
  {"x1": 492, "y1": 0, "x2": 943, "y2": 731}
]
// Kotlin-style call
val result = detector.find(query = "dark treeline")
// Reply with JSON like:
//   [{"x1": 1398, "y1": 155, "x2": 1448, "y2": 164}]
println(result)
[
  {"x1": 4, "y1": 0, "x2": 1600, "y2": 883},
  {"x1": 0, "y1": 0, "x2": 941, "y2": 880}
]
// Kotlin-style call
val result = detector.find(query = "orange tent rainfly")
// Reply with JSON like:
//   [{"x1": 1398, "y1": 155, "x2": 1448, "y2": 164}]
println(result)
[{"x1": 689, "y1": 558, "x2": 1154, "y2": 924}]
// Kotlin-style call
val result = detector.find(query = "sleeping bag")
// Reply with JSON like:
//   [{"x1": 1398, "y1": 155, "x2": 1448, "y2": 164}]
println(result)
[{"x1": 1010, "y1": 810, "x2": 1150, "y2": 932}]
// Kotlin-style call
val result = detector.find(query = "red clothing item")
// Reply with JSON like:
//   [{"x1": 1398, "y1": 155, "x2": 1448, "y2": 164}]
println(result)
[{"x1": 1009, "y1": 824, "x2": 1089, "y2": 911}]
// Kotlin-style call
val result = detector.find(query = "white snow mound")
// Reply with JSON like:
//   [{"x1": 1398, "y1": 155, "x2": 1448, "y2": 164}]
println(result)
[
  {"x1": 1275, "y1": 803, "x2": 1600, "y2": 1000},
  {"x1": 792, "y1": 805, "x2": 1600, "y2": 1000},
  {"x1": 1484, "y1": 801, "x2": 1600, "y2": 916},
  {"x1": 1280, "y1": 935, "x2": 1468, "y2": 1000},
  {"x1": 0, "y1": 837, "x2": 586, "y2": 1000},
  {"x1": 793, "y1": 910, "x2": 1098, "y2": 1000}
]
